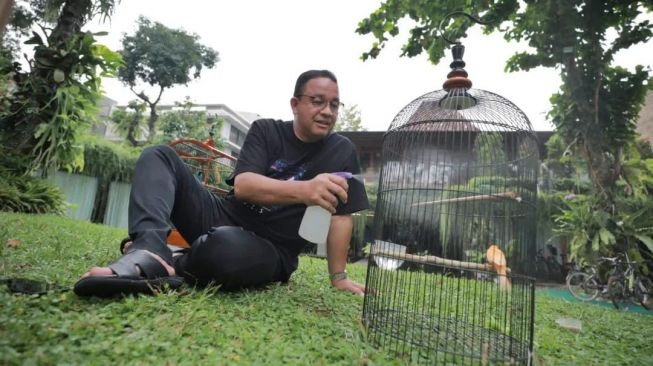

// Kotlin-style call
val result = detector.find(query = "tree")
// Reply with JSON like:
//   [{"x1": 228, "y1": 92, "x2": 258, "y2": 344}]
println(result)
[
  {"x1": 110, "y1": 100, "x2": 147, "y2": 147},
  {"x1": 0, "y1": 0, "x2": 121, "y2": 173},
  {"x1": 118, "y1": 17, "x2": 218, "y2": 142},
  {"x1": 335, "y1": 104, "x2": 366, "y2": 132},
  {"x1": 0, "y1": 1, "x2": 15, "y2": 33}
]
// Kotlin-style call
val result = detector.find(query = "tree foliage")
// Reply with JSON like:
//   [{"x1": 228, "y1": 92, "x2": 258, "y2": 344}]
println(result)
[
  {"x1": 118, "y1": 17, "x2": 219, "y2": 142},
  {"x1": 335, "y1": 104, "x2": 366, "y2": 132},
  {"x1": 152, "y1": 98, "x2": 223, "y2": 147},
  {"x1": 0, "y1": 0, "x2": 121, "y2": 173},
  {"x1": 109, "y1": 100, "x2": 146, "y2": 147}
]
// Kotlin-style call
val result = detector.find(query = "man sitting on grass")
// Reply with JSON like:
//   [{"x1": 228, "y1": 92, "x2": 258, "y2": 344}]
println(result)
[{"x1": 74, "y1": 69, "x2": 369, "y2": 297}]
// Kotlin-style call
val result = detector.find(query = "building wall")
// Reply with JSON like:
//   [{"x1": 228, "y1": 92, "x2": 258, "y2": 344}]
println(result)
[
  {"x1": 203, "y1": 105, "x2": 257, "y2": 156},
  {"x1": 157, "y1": 103, "x2": 257, "y2": 156},
  {"x1": 90, "y1": 96, "x2": 119, "y2": 140}
]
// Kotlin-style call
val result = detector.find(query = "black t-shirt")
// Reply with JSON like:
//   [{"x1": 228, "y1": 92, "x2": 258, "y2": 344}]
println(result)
[{"x1": 222, "y1": 119, "x2": 369, "y2": 274}]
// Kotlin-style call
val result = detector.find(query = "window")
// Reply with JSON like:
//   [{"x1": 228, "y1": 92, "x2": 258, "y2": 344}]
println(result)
[{"x1": 229, "y1": 126, "x2": 246, "y2": 146}]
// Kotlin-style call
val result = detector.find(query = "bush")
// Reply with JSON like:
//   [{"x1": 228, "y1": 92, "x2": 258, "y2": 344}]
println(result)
[
  {"x1": 0, "y1": 174, "x2": 65, "y2": 214},
  {"x1": 0, "y1": 146, "x2": 65, "y2": 215},
  {"x1": 77, "y1": 136, "x2": 142, "y2": 183}
]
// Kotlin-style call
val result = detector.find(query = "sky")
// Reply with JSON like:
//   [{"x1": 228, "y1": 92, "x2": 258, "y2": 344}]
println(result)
[{"x1": 87, "y1": 0, "x2": 653, "y2": 132}]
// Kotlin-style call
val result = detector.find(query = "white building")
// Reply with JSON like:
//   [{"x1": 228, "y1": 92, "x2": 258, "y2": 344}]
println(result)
[
  {"x1": 157, "y1": 103, "x2": 258, "y2": 156},
  {"x1": 91, "y1": 95, "x2": 119, "y2": 138},
  {"x1": 93, "y1": 98, "x2": 259, "y2": 156}
]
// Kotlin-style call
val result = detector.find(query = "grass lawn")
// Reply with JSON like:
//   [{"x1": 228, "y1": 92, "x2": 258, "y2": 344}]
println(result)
[{"x1": 1, "y1": 212, "x2": 652, "y2": 365}]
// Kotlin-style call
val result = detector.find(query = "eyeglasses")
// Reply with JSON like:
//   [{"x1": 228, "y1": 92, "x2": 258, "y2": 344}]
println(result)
[{"x1": 297, "y1": 94, "x2": 344, "y2": 112}]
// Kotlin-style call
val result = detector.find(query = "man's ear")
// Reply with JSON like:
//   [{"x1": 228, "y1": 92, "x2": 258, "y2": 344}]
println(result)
[{"x1": 290, "y1": 97, "x2": 299, "y2": 115}]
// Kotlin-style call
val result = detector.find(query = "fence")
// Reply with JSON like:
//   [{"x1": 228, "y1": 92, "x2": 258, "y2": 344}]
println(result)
[
  {"x1": 48, "y1": 172, "x2": 99, "y2": 221},
  {"x1": 49, "y1": 172, "x2": 130, "y2": 228}
]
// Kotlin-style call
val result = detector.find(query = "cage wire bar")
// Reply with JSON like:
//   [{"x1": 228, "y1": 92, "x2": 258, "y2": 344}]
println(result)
[{"x1": 362, "y1": 14, "x2": 537, "y2": 365}]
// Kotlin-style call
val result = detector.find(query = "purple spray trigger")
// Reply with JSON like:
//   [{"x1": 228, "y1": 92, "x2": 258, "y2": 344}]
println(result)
[{"x1": 333, "y1": 172, "x2": 353, "y2": 179}]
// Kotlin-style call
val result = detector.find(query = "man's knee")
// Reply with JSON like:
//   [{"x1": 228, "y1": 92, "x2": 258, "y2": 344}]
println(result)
[
  {"x1": 191, "y1": 227, "x2": 255, "y2": 269},
  {"x1": 140, "y1": 145, "x2": 176, "y2": 161}
]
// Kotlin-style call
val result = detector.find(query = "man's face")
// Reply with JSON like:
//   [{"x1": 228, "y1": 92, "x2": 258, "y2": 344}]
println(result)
[{"x1": 291, "y1": 77, "x2": 341, "y2": 142}]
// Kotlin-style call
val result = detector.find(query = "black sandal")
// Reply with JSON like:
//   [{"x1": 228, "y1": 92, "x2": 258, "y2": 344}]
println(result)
[
  {"x1": 120, "y1": 237, "x2": 189, "y2": 255},
  {"x1": 74, "y1": 250, "x2": 184, "y2": 298}
]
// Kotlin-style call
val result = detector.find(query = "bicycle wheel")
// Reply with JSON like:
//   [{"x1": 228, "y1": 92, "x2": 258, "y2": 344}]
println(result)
[
  {"x1": 566, "y1": 271, "x2": 599, "y2": 301},
  {"x1": 607, "y1": 276, "x2": 626, "y2": 310}
]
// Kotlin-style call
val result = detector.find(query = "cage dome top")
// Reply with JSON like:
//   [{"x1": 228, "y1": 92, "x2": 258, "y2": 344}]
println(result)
[
  {"x1": 388, "y1": 89, "x2": 534, "y2": 134},
  {"x1": 387, "y1": 13, "x2": 534, "y2": 135}
]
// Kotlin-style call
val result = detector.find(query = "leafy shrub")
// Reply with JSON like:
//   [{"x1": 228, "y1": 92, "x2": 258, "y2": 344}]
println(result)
[
  {"x1": 551, "y1": 178, "x2": 592, "y2": 193},
  {"x1": 0, "y1": 174, "x2": 65, "y2": 215},
  {"x1": 77, "y1": 136, "x2": 142, "y2": 183},
  {"x1": 0, "y1": 145, "x2": 64, "y2": 215},
  {"x1": 554, "y1": 193, "x2": 653, "y2": 273}
]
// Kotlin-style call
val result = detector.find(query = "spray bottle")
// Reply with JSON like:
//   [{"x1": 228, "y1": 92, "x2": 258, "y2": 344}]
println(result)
[{"x1": 298, "y1": 172, "x2": 363, "y2": 245}]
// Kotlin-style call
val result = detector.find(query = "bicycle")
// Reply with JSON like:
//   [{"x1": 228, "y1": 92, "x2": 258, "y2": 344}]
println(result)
[
  {"x1": 566, "y1": 256, "x2": 619, "y2": 301},
  {"x1": 605, "y1": 252, "x2": 652, "y2": 310}
]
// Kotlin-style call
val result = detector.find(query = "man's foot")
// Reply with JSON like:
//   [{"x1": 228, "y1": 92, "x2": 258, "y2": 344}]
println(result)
[
  {"x1": 74, "y1": 249, "x2": 183, "y2": 297},
  {"x1": 81, "y1": 250, "x2": 175, "y2": 278}
]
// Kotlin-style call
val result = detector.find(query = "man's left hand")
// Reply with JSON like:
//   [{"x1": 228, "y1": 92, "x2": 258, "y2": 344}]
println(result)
[{"x1": 332, "y1": 278, "x2": 365, "y2": 296}]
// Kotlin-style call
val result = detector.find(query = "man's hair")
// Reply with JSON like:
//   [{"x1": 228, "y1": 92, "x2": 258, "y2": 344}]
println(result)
[{"x1": 293, "y1": 70, "x2": 338, "y2": 97}]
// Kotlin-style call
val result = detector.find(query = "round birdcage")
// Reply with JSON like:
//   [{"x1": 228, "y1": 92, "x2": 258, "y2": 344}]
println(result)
[
  {"x1": 362, "y1": 16, "x2": 537, "y2": 365},
  {"x1": 372, "y1": 87, "x2": 540, "y2": 274}
]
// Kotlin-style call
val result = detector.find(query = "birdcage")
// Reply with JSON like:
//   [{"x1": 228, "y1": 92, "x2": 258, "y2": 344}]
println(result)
[{"x1": 362, "y1": 14, "x2": 537, "y2": 366}]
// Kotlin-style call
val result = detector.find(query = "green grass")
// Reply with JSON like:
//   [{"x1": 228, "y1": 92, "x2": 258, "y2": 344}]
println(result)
[{"x1": 1, "y1": 212, "x2": 652, "y2": 365}]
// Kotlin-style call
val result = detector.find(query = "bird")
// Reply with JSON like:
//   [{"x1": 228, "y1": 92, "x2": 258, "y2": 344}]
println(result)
[{"x1": 486, "y1": 244, "x2": 511, "y2": 291}]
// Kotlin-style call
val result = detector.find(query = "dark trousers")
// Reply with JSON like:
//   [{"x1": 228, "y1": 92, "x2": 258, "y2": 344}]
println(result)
[{"x1": 128, "y1": 145, "x2": 284, "y2": 290}]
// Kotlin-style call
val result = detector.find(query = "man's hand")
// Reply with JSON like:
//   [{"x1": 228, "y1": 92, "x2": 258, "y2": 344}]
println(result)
[
  {"x1": 304, "y1": 173, "x2": 348, "y2": 213},
  {"x1": 332, "y1": 278, "x2": 366, "y2": 296},
  {"x1": 233, "y1": 172, "x2": 347, "y2": 209}
]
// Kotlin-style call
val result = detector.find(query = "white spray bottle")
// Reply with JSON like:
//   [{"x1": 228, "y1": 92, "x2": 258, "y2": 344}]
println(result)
[{"x1": 298, "y1": 172, "x2": 362, "y2": 245}]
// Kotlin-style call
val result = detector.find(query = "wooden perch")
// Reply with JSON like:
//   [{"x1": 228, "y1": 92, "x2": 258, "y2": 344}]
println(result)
[
  {"x1": 371, "y1": 248, "x2": 511, "y2": 274},
  {"x1": 411, "y1": 191, "x2": 519, "y2": 207}
]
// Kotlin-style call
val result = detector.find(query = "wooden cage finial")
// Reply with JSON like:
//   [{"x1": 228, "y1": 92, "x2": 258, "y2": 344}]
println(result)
[{"x1": 442, "y1": 43, "x2": 472, "y2": 91}]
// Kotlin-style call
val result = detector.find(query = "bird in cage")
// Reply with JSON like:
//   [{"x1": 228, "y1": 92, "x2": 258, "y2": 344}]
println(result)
[{"x1": 486, "y1": 244, "x2": 511, "y2": 290}]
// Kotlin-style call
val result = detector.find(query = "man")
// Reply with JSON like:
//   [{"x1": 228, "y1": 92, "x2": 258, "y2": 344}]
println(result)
[{"x1": 75, "y1": 69, "x2": 369, "y2": 297}]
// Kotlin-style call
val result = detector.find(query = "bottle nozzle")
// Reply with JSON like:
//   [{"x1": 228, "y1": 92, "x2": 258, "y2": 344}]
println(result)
[{"x1": 332, "y1": 172, "x2": 364, "y2": 183}]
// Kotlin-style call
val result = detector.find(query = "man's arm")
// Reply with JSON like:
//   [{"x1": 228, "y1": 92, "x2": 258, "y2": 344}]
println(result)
[
  {"x1": 327, "y1": 214, "x2": 366, "y2": 296},
  {"x1": 234, "y1": 172, "x2": 348, "y2": 213}
]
